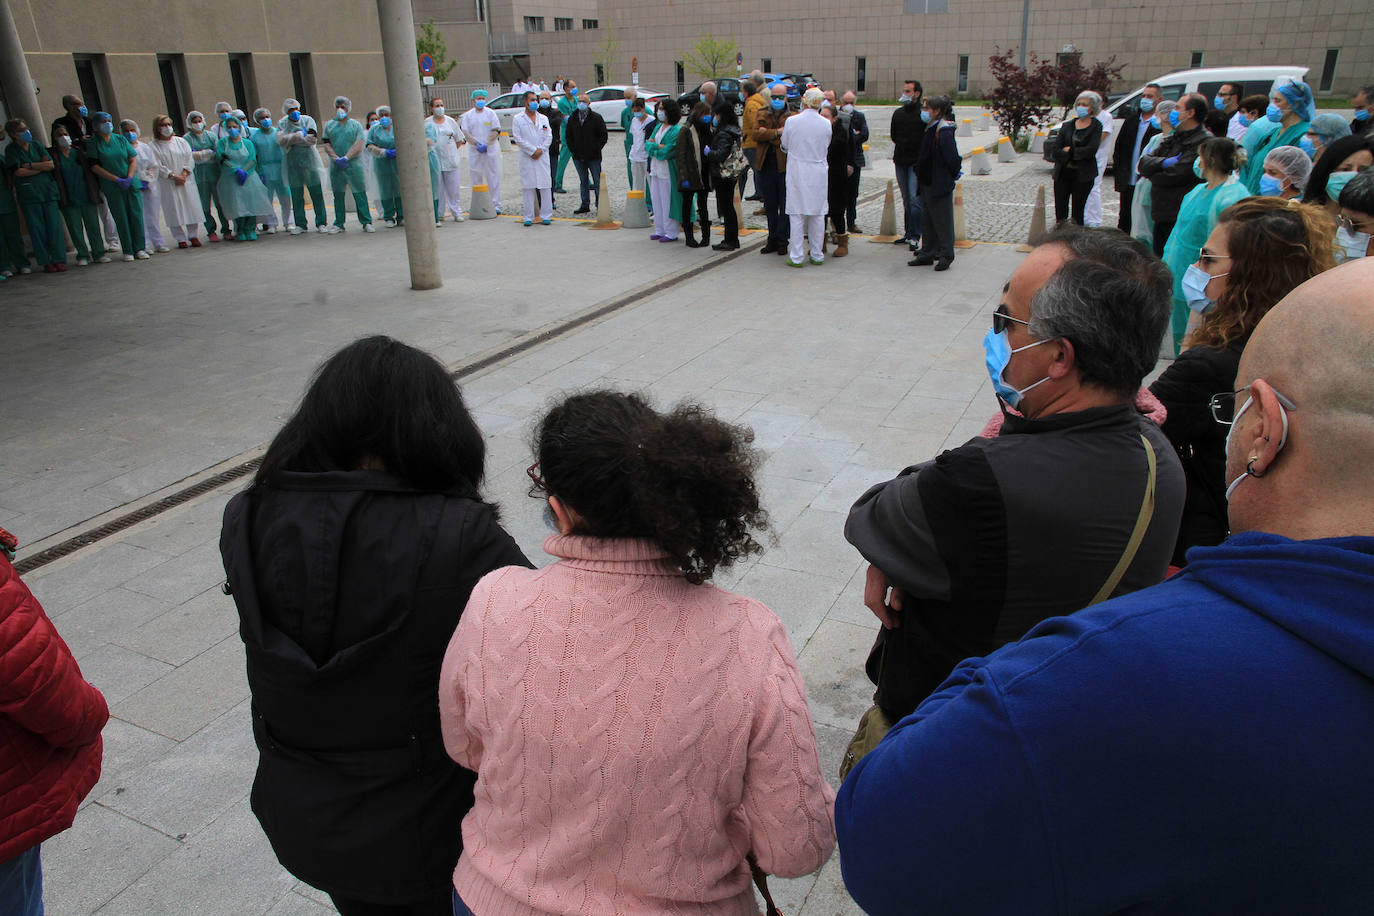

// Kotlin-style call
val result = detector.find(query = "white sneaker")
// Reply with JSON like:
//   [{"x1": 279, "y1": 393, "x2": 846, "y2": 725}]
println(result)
[
  {"x1": 383, "y1": 219, "x2": 396, "y2": 228},
  {"x1": 266, "y1": 227, "x2": 279, "y2": 234},
  {"x1": 2, "y1": 269, "x2": 12, "y2": 277},
  {"x1": 363, "y1": 224, "x2": 376, "y2": 233},
  {"x1": 155, "y1": 245, "x2": 171, "y2": 253},
  {"x1": 95, "y1": 256, "x2": 111, "y2": 264},
  {"x1": 435, "y1": 221, "x2": 443, "y2": 228},
  {"x1": 288, "y1": 226, "x2": 303, "y2": 236},
  {"x1": 76, "y1": 258, "x2": 89, "y2": 266},
  {"x1": 19, "y1": 266, "x2": 32, "y2": 274},
  {"x1": 316, "y1": 225, "x2": 329, "y2": 233},
  {"x1": 454, "y1": 213, "x2": 466, "y2": 222},
  {"x1": 323, "y1": 226, "x2": 341, "y2": 234},
  {"x1": 135, "y1": 250, "x2": 151, "y2": 260},
  {"x1": 122, "y1": 255, "x2": 135, "y2": 262}
]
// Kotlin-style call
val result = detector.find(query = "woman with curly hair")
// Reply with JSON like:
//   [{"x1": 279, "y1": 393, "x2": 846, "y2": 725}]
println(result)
[
  {"x1": 1150, "y1": 197, "x2": 1335, "y2": 563},
  {"x1": 439, "y1": 390, "x2": 836, "y2": 916}
]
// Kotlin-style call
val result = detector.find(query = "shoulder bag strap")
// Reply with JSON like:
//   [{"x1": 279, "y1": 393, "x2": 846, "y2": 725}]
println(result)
[
  {"x1": 1090, "y1": 433, "x2": 1157, "y2": 606},
  {"x1": 749, "y1": 854, "x2": 784, "y2": 916}
]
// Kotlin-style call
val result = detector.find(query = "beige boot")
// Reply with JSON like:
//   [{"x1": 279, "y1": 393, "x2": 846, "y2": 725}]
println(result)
[{"x1": 834, "y1": 234, "x2": 849, "y2": 258}]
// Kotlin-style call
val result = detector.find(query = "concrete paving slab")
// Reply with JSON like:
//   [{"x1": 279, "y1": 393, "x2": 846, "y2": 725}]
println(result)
[
  {"x1": 75, "y1": 643, "x2": 176, "y2": 707},
  {"x1": 42, "y1": 803, "x2": 183, "y2": 915},
  {"x1": 110, "y1": 636, "x2": 249, "y2": 740},
  {"x1": 26, "y1": 542, "x2": 172, "y2": 614},
  {"x1": 111, "y1": 586, "x2": 239, "y2": 668},
  {"x1": 50, "y1": 587, "x2": 176, "y2": 661}
]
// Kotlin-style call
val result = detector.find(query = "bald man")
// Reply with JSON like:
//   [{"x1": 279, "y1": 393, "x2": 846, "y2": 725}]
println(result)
[{"x1": 837, "y1": 257, "x2": 1374, "y2": 914}]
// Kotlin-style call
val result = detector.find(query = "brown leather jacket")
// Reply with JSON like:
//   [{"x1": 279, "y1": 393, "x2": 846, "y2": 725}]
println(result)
[{"x1": 752, "y1": 107, "x2": 792, "y2": 172}]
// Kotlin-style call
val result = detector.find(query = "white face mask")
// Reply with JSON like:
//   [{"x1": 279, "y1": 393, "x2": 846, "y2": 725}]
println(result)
[
  {"x1": 432, "y1": 107, "x2": 445, "y2": 118},
  {"x1": 1336, "y1": 225, "x2": 1370, "y2": 262},
  {"x1": 159, "y1": 125, "x2": 174, "y2": 138}
]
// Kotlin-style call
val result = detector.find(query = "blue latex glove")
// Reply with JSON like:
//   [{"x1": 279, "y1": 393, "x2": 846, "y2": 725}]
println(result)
[
  {"x1": 680, "y1": 179, "x2": 690, "y2": 189},
  {"x1": 385, "y1": 148, "x2": 397, "y2": 159},
  {"x1": 704, "y1": 146, "x2": 712, "y2": 156},
  {"x1": 115, "y1": 177, "x2": 131, "y2": 189},
  {"x1": 1162, "y1": 155, "x2": 1180, "y2": 169},
  {"x1": 235, "y1": 168, "x2": 248, "y2": 185},
  {"x1": 259, "y1": 173, "x2": 267, "y2": 185},
  {"x1": 334, "y1": 156, "x2": 349, "y2": 170},
  {"x1": 476, "y1": 143, "x2": 488, "y2": 154}
]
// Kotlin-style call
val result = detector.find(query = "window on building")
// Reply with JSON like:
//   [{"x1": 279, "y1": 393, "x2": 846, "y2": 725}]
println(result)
[
  {"x1": 957, "y1": 54, "x2": 970, "y2": 93},
  {"x1": 157, "y1": 55, "x2": 189, "y2": 126},
  {"x1": 855, "y1": 56, "x2": 867, "y2": 93},
  {"x1": 228, "y1": 54, "x2": 258, "y2": 115},
  {"x1": 1190, "y1": 51, "x2": 1204, "y2": 69},
  {"x1": 761, "y1": 58, "x2": 772, "y2": 73},
  {"x1": 72, "y1": 55, "x2": 110, "y2": 120},
  {"x1": 675, "y1": 61, "x2": 685, "y2": 95},
  {"x1": 1319, "y1": 49, "x2": 1339, "y2": 92},
  {"x1": 290, "y1": 53, "x2": 318, "y2": 119},
  {"x1": 903, "y1": 0, "x2": 949, "y2": 12},
  {"x1": 1057, "y1": 51, "x2": 1081, "y2": 68},
  {"x1": 594, "y1": 64, "x2": 604, "y2": 84},
  {"x1": 524, "y1": 16, "x2": 544, "y2": 32},
  {"x1": 583, "y1": 19, "x2": 598, "y2": 29},
  {"x1": 554, "y1": 17, "x2": 572, "y2": 30}
]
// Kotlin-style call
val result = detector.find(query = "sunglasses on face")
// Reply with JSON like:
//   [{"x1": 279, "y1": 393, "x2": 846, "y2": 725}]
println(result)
[{"x1": 993, "y1": 303, "x2": 1032, "y2": 335}]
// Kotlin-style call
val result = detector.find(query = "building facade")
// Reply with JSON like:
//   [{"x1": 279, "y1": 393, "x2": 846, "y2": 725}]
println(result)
[{"x1": 520, "y1": 0, "x2": 1371, "y2": 100}]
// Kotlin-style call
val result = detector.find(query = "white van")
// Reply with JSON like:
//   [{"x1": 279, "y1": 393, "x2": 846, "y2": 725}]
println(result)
[{"x1": 1044, "y1": 65, "x2": 1310, "y2": 162}]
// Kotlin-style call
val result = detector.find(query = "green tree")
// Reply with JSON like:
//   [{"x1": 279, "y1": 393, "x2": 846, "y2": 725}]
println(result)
[
  {"x1": 595, "y1": 28, "x2": 621, "y2": 84},
  {"x1": 416, "y1": 20, "x2": 456, "y2": 83},
  {"x1": 681, "y1": 33, "x2": 739, "y2": 81}
]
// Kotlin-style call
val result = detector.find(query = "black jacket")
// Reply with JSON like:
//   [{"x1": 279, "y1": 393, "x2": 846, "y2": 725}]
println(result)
[
  {"x1": 827, "y1": 118, "x2": 857, "y2": 193},
  {"x1": 845, "y1": 404, "x2": 1185, "y2": 720},
  {"x1": 1112, "y1": 110, "x2": 1159, "y2": 193},
  {"x1": 1138, "y1": 124, "x2": 1206, "y2": 223},
  {"x1": 843, "y1": 109, "x2": 870, "y2": 168},
  {"x1": 1149, "y1": 342, "x2": 1244, "y2": 564},
  {"x1": 1353, "y1": 116, "x2": 1372, "y2": 137},
  {"x1": 1051, "y1": 116, "x2": 1104, "y2": 186},
  {"x1": 915, "y1": 120, "x2": 961, "y2": 198},
  {"x1": 543, "y1": 104, "x2": 564, "y2": 153},
  {"x1": 890, "y1": 102, "x2": 927, "y2": 166},
  {"x1": 705, "y1": 123, "x2": 742, "y2": 181},
  {"x1": 220, "y1": 471, "x2": 530, "y2": 904},
  {"x1": 565, "y1": 109, "x2": 607, "y2": 161},
  {"x1": 676, "y1": 119, "x2": 710, "y2": 192}
]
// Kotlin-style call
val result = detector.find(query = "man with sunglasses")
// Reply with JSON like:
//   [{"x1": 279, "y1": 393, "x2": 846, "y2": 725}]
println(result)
[
  {"x1": 838, "y1": 257, "x2": 1374, "y2": 914},
  {"x1": 843, "y1": 225, "x2": 1185, "y2": 727}
]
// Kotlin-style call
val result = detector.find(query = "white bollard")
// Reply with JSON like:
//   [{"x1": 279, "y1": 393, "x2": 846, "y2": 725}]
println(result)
[
  {"x1": 969, "y1": 147, "x2": 993, "y2": 176},
  {"x1": 997, "y1": 136, "x2": 1016, "y2": 162},
  {"x1": 622, "y1": 189, "x2": 650, "y2": 229},
  {"x1": 1030, "y1": 131, "x2": 1046, "y2": 154},
  {"x1": 957, "y1": 118, "x2": 973, "y2": 137},
  {"x1": 469, "y1": 184, "x2": 497, "y2": 219},
  {"x1": 977, "y1": 112, "x2": 992, "y2": 131}
]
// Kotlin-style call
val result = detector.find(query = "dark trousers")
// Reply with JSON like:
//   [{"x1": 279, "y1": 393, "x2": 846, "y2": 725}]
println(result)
[
  {"x1": 548, "y1": 144, "x2": 560, "y2": 188},
  {"x1": 918, "y1": 186, "x2": 955, "y2": 261},
  {"x1": 713, "y1": 183, "x2": 738, "y2": 243},
  {"x1": 0, "y1": 846, "x2": 42, "y2": 916},
  {"x1": 1053, "y1": 171, "x2": 1091, "y2": 226},
  {"x1": 681, "y1": 188, "x2": 709, "y2": 236},
  {"x1": 1117, "y1": 184, "x2": 1135, "y2": 234},
  {"x1": 829, "y1": 179, "x2": 849, "y2": 236},
  {"x1": 846, "y1": 168, "x2": 861, "y2": 228},
  {"x1": 330, "y1": 889, "x2": 452, "y2": 916},
  {"x1": 895, "y1": 162, "x2": 922, "y2": 242},
  {"x1": 758, "y1": 167, "x2": 789, "y2": 247},
  {"x1": 1153, "y1": 219, "x2": 1175, "y2": 257},
  {"x1": 573, "y1": 157, "x2": 601, "y2": 209}
]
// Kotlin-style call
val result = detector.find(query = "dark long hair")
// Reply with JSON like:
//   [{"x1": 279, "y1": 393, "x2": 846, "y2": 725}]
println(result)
[
  {"x1": 1302, "y1": 134, "x2": 1374, "y2": 205},
  {"x1": 535, "y1": 391, "x2": 769, "y2": 584},
  {"x1": 255, "y1": 335, "x2": 486, "y2": 495}
]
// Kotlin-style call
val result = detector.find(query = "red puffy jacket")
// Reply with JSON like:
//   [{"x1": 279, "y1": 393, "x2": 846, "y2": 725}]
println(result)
[{"x1": 0, "y1": 554, "x2": 108, "y2": 861}]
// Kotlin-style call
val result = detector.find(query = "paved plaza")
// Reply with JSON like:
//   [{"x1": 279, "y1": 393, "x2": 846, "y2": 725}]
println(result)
[{"x1": 0, "y1": 109, "x2": 1114, "y2": 914}]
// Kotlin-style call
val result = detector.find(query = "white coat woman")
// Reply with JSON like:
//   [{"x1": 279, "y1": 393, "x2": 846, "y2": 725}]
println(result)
[
  {"x1": 780, "y1": 88, "x2": 832, "y2": 266},
  {"x1": 148, "y1": 114, "x2": 205, "y2": 246},
  {"x1": 511, "y1": 91, "x2": 553, "y2": 225},
  {"x1": 125, "y1": 120, "x2": 169, "y2": 252}
]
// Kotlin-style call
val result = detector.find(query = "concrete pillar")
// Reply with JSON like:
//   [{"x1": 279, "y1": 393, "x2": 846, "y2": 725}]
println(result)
[
  {"x1": 0, "y1": 0, "x2": 42, "y2": 130},
  {"x1": 375, "y1": 0, "x2": 441, "y2": 290}
]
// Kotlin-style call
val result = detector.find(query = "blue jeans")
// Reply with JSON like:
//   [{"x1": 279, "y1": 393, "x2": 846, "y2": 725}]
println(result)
[
  {"x1": 452, "y1": 888, "x2": 475, "y2": 916},
  {"x1": 0, "y1": 846, "x2": 43, "y2": 916},
  {"x1": 573, "y1": 157, "x2": 601, "y2": 209},
  {"x1": 894, "y1": 162, "x2": 922, "y2": 242}
]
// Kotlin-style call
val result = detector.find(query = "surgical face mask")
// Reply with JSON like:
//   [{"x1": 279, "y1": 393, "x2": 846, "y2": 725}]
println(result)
[
  {"x1": 983, "y1": 327, "x2": 1053, "y2": 408},
  {"x1": 842, "y1": 103, "x2": 855, "y2": 113},
  {"x1": 160, "y1": 125, "x2": 174, "y2": 138},
  {"x1": 1224, "y1": 395, "x2": 1289, "y2": 500},
  {"x1": 700, "y1": 113, "x2": 712, "y2": 125},
  {"x1": 475, "y1": 99, "x2": 486, "y2": 109},
  {"x1": 190, "y1": 120, "x2": 204, "y2": 131},
  {"x1": 1325, "y1": 169, "x2": 1358, "y2": 201},
  {"x1": 98, "y1": 122, "x2": 112, "y2": 135},
  {"x1": 578, "y1": 102, "x2": 589, "y2": 113},
  {"x1": 1298, "y1": 135, "x2": 1316, "y2": 157},
  {"x1": 18, "y1": 130, "x2": 32, "y2": 143},
  {"x1": 219, "y1": 111, "x2": 230, "y2": 121},
  {"x1": 1182, "y1": 263, "x2": 1226, "y2": 313},
  {"x1": 1356, "y1": 108, "x2": 1371, "y2": 122},
  {"x1": 288, "y1": 111, "x2": 301, "y2": 122},
  {"x1": 57, "y1": 135, "x2": 71, "y2": 148},
  {"x1": 78, "y1": 105, "x2": 89, "y2": 117},
  {"x1": 770, "y1": 97, "x2": 785, "y2": 111},
  {"x1": 527, "y1": 101, "x2": 538, "y2": 112},
  {"x1": 1336, "y1": 225, "x2": 1370, "y2": 261},
  {"x1": 1075, "y1": 105, "x2": 1090, "y2": 119},
  {"x1": 1259, "y1": 173, "x2": 1284, "y2": 197},
  {"x1": 539, "y1": 99, "x2": 550, "y2": 109},
  {"x1": 1193, "y1": 158, "x2": 1205, "y2": 179},
  {"x1": 1213, "y1": 95, "x2": 1226, "y2": 110},
  {"x1": 1237, "y1": 113, "x2": 1251, "y2": 128},
  {"x1": 368, "y1": 121, "x2": 378, "y2": 130},
  {"x1": 1151, "y1": 115, "x2": 1161, "y2": 129},
  {"x1": 380, "y1": 116, "x2": 390, "y2": 127},
  {"x1": 624, "y1": 99, "x2": 633, "y2": 108},
  {"x1": 336, "y1": 108, "x2": 348, "y2": 120},
  {"x1": 1140, "y1": 97, "x2": 1155, "y2": 113},
  {"x1": 1168, "y1": 109, "x2": 1180, "y2": 128},
  {"x1": 634, "y1": 108, "x2": 646, "y2": 119},
  {"x1": 656, "y1": 109, "x2": 666, "y2": 122},
  {"x1": 432, "y1": 107, "x2": 444, "y2": 118},
  {"x1": 570, "y1": 87, "x2": 579, "y2": 96},
  {"x1": 259, "y1": 118, "x2": 272, "y2": 129},
  {"x1": 919, "y1": 110, "x2": 932, "y2": 124},
  {"x1": 228, "y1": 127, "x2": 241, "y2": 139},
  {"x1": 1266, "y1": 103, "x2": 1282, "y2": 123},
  {"x1": 899, "y1": 94, "x2": 912, "y2": 104}
]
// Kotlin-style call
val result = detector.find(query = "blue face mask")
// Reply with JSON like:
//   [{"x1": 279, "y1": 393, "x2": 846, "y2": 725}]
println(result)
[
  {"x1": 577, "y1": 102, "x2": 589, "y2": 113},
  {"x1": 1298, "y1": 135, "x2": 1316, "y2": 157},
  {"x1": 624, "y1": 99, "x2": 633, "y2": 108},
  {"x1": 1193, "y1": 158, "x2": 1205, "y2": 179},
  {"x1": 1182, "y1": 263, "x2": 1225, "y2": 313},
  {"x1": 1259, "y1": 173, "x2": 1284, "y2": 196},
  {"x1": 1151, "y1": 116, "x2": 1161, "y2": 129},
  {"x1": 475, "y1": 99, "x2": 486, "y2": 109},
  {"x1": 770, "y1": 98, "x2": 785, "y2": 111},
  {"x1": 336, "y1": 109, "x2": 348, "y2": 120},
  {"x1": 539, "y1": 99, "x2": 550, "y2": 109},
  {"x1": 125, "y1": 131, "x2": 138, "y2": 142},
  {"x1": 527, "y1": 101, "x2": 538, "y2": 112},
  {"x1": 288, "y1": 110, "x2": 301, "y2": 122},
  {"x1": 570, "y1": 87, "x2": 579, "y2": 97},
  {"x1": 1237, "y1": 114, "x2": 1251, "y2": 128},
  {"x1": 259, "y1": 118, "x2": 273, "y2": 129},
  {"x1": 1357, "y1": 108, "x2": 1371, "y2": 122},
  {"x1": 79, "y1": 105, "x2": 89, "y2": 117},
  {"x1": 983, "y1": 327, "x2": 1052, "y2": 408},
  {"x1": 379, "y1": 116, "x2": 391, "y2": 127},
  {"x1": 1266, "y1": 103, "x2": 1283, "y2": 123},
  {"x1": 1075, "y1": 105, "x2": 1090, "y2": 118},
  {"x1": 1213, "y1": 95, "x2": 1226, "y2": 110},
  {"x1": 920, "y1": 110, "x2": 932, "y2": 124},
  {"x1": 220, "y1": 111, "x2": 230, "y2": 121},
  {"x1": 18, "y1": 130, "x2": 32, "y2": 143},
  {"x1": 1139, "y1": 97, "x2": 1155, "y2": 113},
  {"x1": 1168, "y1": 109, "x2": 1181, "y2": 128},
  {"x1": 228, "y1": 127, "x2": 241, "y2": 139},
  {"x1": 98, "y1": 122, "x2": 112, "y2": 135},
  {"x1": 701, "y1": 114, "x2": 712, "y2": 125}
]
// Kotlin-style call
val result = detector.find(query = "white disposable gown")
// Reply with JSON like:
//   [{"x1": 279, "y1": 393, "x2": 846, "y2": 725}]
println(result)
[
  {"x1": 512, "y1": 111, "x2": 553, "y2": 189},
  {"x1": 781, "y1": 109, "x2": 831, "y2": 216}
]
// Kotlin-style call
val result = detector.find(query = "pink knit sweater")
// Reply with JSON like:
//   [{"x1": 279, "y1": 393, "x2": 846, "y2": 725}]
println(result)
[{"x1": 438, "y1": 534, "x2": 836, "y2": 916}]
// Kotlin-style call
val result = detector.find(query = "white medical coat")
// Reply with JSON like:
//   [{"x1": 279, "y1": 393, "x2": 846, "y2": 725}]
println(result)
[{"x1": 781, "y1": 109, "x2": 831, "y2": 215}]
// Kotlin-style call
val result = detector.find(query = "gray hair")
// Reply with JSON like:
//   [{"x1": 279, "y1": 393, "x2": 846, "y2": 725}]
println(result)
[
  {"x1": 1029, "y1": 226, "x2": 1172, "y2": 395},
  {"x1": 701, "y1": 81, "x2": 717, "y2": 96},
  {"x1": 1076, "y1": 90, "x2": 1103, "y2": 115}
]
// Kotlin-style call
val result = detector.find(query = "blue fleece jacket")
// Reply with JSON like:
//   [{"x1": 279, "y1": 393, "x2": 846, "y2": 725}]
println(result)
[{"x1": 835, "y1": 532, "x2": 1374, "y2": 915}]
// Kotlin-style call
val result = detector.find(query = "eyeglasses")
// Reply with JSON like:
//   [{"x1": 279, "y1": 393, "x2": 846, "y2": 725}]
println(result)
[
  {"x1": 1208, "y1": 384, "x2": 1298, "y2": 425},
  {"x1": 992, "y1": 303, "x2": 1032, "y2": 335},
  {"x1": 526, "y1": 461, "x2": 547, "y2": 498},
  {"x1": 1197, "y1": 248, "x2": 1232, "y2": 266},
  {"x1": 1337, "y1": 213, "x2": 1372, "y2": 234}
]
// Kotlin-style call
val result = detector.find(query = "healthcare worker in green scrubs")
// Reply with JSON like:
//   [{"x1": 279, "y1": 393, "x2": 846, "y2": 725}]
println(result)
[
  {"x1": 50, "y1": 123, "x2": 108, "y2": 265},
  {"x1": 86, "y1": 111, "x2": 148, "y2": 260},
  {"x1": 321, "y1": 95, "x2": 374, "y2": 232},
  {"x1": 5, "y1": 118, "x2": 67, "y2": 272}
]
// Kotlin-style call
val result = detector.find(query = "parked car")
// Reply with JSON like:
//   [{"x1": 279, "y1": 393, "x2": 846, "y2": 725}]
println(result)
[
  {"x1": 483, "y1": 91, "x2": 529, "y2": 133},
  {"x1": 582, "y1": 85, "x2": 669, "y2": 130},
  {"x1": 1041, "y1": 65, "x2": 1310, "y2": 165},
  {"x1": 678, "y1": 78, "x2": 748, "y2": 119}
]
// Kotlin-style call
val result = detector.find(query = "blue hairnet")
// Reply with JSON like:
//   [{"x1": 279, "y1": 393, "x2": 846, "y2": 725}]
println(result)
[
  {"x1": 93, "y1": 111, "x2": 112, "y2": 123},
  {"x1": 1277, "y1": 80, "x2": 1314, "y2": 122},
  {"x1": 1308, "y1": 112, "x2": 1351, "y2": 145}
]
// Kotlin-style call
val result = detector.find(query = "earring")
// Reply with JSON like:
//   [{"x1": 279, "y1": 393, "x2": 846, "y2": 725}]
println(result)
[{"x1": 1246, "y1": 456, "x2": 1265, "y2": 478}]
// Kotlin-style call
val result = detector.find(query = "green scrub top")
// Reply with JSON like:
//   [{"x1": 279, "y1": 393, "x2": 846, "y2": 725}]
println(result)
[
  {"x1": 54, "y1": 148, "x2": 94, "y2": 207},
  {"x1": 4, "y1": 141, "x2": 60, "y2": 204},
  {"x1": 87, "y1": 134, "x2": 141, "y2": 191}
]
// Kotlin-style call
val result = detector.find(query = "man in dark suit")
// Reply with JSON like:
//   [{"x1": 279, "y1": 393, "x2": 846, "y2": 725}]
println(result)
[
  {"x1": 840, "y1": 90, "x2": 870, "y2": 233},
  {"x1": 1113, "y1": 83, "x2": 1161, "y2": 235}
]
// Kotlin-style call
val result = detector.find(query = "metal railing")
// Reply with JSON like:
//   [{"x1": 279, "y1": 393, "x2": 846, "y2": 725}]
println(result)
[
  {"x1": 427, "y1": 82, "x2": 502, "y2": 109},
  {"x1": 488, "y1": 31, "x2": 529, "y2": 56}
]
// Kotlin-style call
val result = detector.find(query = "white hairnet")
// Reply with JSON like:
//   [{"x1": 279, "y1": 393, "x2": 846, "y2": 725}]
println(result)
[
  {"x1": 334, "y1": 96, "x2": 352, "y2": 112},
  {"x1": 282, "y1": 98, "x2": 301, "y2": 116},
  {"x1": 185, "y1": 110, "x2": 205, "y2": 129},
  {"x1": 1265, "y1": 145, "x2": 1313, "y2": 189}
]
